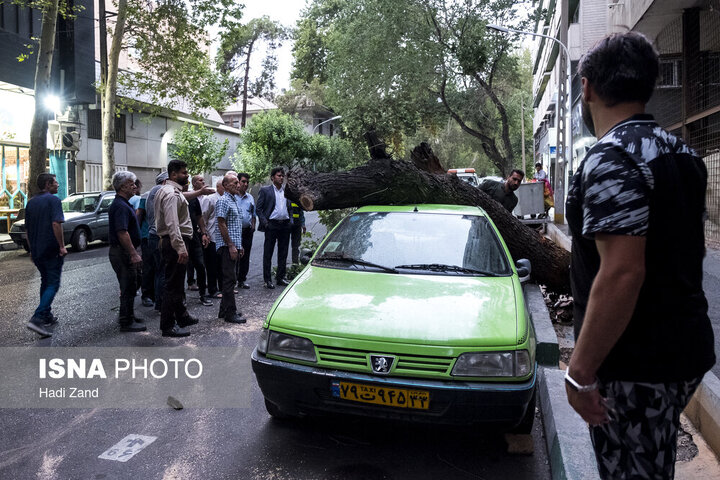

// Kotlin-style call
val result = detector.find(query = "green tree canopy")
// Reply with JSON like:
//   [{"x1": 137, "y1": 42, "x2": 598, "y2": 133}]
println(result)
[
  {"x1": 292, "y1": 0, "x2": 539, "y2": 176},
  {"x1": 217, "y1": 16, "x2": 287, "y2": 128},
  {"x1": 234, "y1": 110, "x2": 362, "y2": 182},
  {"x1": 170, "y1": 123, "x2": 229, "y2": 175}
]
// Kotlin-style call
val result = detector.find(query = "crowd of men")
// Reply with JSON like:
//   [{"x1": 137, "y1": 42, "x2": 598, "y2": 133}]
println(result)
[{"x1": 24, "y1": 160, "x2": 304, "y2": 338}]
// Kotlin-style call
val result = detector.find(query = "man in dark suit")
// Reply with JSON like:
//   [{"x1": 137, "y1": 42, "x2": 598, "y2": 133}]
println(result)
[{"x1": 256, "y1": 167, "x2": 293, "y2": 289}]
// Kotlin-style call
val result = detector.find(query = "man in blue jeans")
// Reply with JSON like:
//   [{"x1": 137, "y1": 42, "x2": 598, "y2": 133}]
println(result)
[{"x1": 25, "y1": 173, "x2": 67, "y2": 337}]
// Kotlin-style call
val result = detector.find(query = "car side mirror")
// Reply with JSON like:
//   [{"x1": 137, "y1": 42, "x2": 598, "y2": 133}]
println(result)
[
  {"x1": 516, "y1": 258, "x2": 531, "y2": 283},
  {"x1": 299, "y1": 248, "x2": 313, "y2": 265}
]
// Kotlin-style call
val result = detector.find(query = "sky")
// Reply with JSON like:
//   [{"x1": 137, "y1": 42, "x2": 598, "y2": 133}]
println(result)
[{"x1": 240, "y1": 0, "x2": 309, "y2": 91}]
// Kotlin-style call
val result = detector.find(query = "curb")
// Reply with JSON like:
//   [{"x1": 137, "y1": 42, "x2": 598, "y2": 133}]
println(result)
[
  {"x1": 526, "y1": 280, "x2": 599, "y2": 479},
  {"x1": 538, "y1": 368, "x2": 599, "y2": 480},
  {"x1": 685, "y1": 371, "x2": 720, "y2": 462},
  {"x1": 524, "y1": 283, "x2": 559, "y2": 366}
]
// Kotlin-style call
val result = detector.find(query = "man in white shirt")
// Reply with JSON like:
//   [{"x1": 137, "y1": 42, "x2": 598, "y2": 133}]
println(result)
[{"x1": 255, "y1": 167, "x2": 293, "y2": 289}]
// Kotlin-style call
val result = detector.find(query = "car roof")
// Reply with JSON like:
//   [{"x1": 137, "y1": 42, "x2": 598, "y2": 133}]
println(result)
[{"x1": 355, "y1": 204, "x2": 488, "y2": 216}]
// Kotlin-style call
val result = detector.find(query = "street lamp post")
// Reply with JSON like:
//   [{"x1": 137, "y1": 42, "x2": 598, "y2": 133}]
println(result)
[
  {"x1": 313, "y1": 115, "x2": 342, "y2": 134},
  {"x1": 487, "y1": 23, "x2": 572, "y2": 223}
]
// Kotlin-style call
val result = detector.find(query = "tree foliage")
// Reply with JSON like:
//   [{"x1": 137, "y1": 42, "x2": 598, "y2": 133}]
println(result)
[
  {"x1": 217, "y1": 16, "x2": 287, "y2": 128},
  {"x1": 234, "y1": 110, "x2": 362, "y2": 183},
  {"x1": 170, "y1": 123, "x2": 230, "y2": 176},
  {"x1": 293, "y1": 0, "x2": 538, "y2": 176},
  {"x1": 116, "y1": 0, "x2": 240, "y2": 115}
]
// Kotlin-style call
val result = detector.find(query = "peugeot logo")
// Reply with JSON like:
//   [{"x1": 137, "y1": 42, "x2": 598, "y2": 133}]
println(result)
[{"x1": 370, "y1": 355, "x2": 395, "y2": 374}]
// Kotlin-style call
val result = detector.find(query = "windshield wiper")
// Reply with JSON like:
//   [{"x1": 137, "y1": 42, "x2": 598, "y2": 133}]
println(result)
[
  {"x1": 394, "y1": 263, "x2": 499, "y2": 276},
  {"x1": 314, "y1": 253, "x2": 398, "y2": 274}
]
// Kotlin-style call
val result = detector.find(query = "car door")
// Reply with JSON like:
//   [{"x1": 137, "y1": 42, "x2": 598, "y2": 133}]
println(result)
[{"x1": 92, "y1": 193, "x2": 115, "y2": 241}]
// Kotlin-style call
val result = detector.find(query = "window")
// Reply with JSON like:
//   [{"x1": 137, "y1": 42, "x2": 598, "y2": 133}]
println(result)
[
  {"x1": 658, "y1": 58, "x2": 682, "y2": 88},
  {"x1": 87, "y1": 110, "x2": 126, "y2": 143}
]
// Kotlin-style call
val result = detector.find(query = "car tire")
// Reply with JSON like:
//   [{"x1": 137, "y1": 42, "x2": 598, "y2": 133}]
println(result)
[
  {"x1": 71, "y1": 228, "x2": 89, "y2": 252},
  {"x1": 264, "y1": 398, "x2": 294, "y2": 420},
  {"x1": 510, "y1": 389, "x2": 536, "y2": 434}
]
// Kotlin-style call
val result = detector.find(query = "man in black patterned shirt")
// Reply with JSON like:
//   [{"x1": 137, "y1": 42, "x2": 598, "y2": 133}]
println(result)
[{"x1": 565, "y1": 32, "x2": 715, "y2": 479}]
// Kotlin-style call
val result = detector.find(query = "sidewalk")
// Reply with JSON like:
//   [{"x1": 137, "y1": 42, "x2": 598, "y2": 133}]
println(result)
[{"x1": 0, "y1": 232, "x2": 19, "y2": 251}]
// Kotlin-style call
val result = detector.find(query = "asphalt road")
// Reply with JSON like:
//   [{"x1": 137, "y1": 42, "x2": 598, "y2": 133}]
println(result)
[{"x1": 0, "y1": 212, "x2": 551, "y2": 479}]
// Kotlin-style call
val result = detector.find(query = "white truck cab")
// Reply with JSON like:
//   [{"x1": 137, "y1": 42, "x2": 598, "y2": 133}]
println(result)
[{"x1": 448, "y1": 168, "x2": 479, "y2": 187}]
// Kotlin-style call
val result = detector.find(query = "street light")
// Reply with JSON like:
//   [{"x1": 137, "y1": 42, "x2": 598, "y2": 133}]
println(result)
[
  {"x1": 313, "y1": 115, "x2": 342, "y2": 133},
  {"x1": 487, "y1": 23, "x2": 572, "y2": 223}
]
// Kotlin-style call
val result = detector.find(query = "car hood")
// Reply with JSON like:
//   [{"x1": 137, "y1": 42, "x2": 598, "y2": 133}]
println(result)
[{"x1": 269, "y1": 266, "x2": 522, "y2": 347}]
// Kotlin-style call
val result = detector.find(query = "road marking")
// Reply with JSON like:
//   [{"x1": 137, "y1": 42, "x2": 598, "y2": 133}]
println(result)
[{"x1": 98, "y1": 434, "x2": 157, "y2": 462}]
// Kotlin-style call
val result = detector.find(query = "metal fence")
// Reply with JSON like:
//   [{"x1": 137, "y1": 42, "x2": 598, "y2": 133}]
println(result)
[{"x1": 646, "y1": 5, "x2": 720, "y2": 246}]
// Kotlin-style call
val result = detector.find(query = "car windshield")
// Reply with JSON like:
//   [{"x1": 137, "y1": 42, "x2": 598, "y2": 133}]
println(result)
[
  {"x1": 314, "y1": 211, "x2": 512, "y2": 276},
  {"x1": 61, "y1": 194, "x2": 101, "y2": 213}
]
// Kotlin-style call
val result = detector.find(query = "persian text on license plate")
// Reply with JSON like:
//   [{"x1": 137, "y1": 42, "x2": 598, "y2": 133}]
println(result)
[{"x1": 331, "y1": 381, "x2": 430, "y2": 410}]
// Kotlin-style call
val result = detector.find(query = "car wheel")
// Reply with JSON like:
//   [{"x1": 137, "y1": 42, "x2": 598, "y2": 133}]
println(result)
[
  {"x1": 71, "y1": 228, "x2": 89, "y2": 252},
  {"x1": 510, "y1": 389, "x2": 536, "y2": 434},
  {"x1": 264, "y1": 398, "x2": 294, "y2": 420}
]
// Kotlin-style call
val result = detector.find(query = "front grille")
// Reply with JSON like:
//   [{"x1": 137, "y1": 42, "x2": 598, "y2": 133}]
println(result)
[{"x1": 316, "y1": 345, "x2": 454, "y2": 376}]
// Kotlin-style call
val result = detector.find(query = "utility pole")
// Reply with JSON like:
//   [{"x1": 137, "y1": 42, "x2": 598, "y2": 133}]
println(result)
[{"x1": 521, "y1": 98, "x2": 526, "y2": 176}]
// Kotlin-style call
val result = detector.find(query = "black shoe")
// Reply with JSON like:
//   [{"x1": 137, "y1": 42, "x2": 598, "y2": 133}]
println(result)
[
  {"x1": 131, "y1": 316, "x2": 145, "y2": 324},
  {"x1": 240, "y1": 282, "x2": 250, "y2": 289},
  {"x1": 225, "y1": 314, "x2": 247, "y2": 324},
  {"x1": 199, "y1": 295, "x2": 213, "y2": 307},
  {"x1": 44, "y1": 314, "x2": 59, "y2": 326},
  {"x1": 141, "y1": 297, "x2": 154, "y2": 307},
  {"x1": 211, "y1": 291, "x2": 222, "y2": 298},
  {"x1": 27, "y1": 317, "x2": 52, "y2": 337},
  {"x1": 264, "y1": 281, "x2": 275, "y2": 289},
  {"x1": 276, "y1": 278, "x2": 290, "y2": 286},
  {"x1": 120, "y1": 321, "x2": 147, "y2": 332},
  {"x1": 162, "y1": 326, "x2": 191, "y2": 337},
  {"x1": 178, "y1": 315, "x2": 199, "y2": 327}
]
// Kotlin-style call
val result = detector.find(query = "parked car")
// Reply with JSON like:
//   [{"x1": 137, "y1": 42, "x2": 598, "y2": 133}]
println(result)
[
  {"x1": 10, "y1": 191, "x2": 116, "y2": 252},
  {"x1": 252, "y1": 204, "x2": 537, "y2": 432}
]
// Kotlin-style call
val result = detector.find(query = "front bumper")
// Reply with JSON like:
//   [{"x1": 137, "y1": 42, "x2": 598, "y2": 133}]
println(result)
[{"x1": 251, "y1": 348, "x2": 536, "y2": 427}]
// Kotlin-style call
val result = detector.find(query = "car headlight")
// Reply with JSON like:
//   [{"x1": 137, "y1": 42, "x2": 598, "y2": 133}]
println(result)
[
  {"x1": 451, "y1": 350, "x2": 532, "y2": 377},
  {"x1": 256, "y1": 328, "x2": 269, "y2": 354},
  {"x1": 267, "y1": 331, "x2": 317, "y2": 362}
]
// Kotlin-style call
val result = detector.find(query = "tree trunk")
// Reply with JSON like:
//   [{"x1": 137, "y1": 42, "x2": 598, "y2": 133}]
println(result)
[
  {"x1": 28, "y1": 0, "x2": 60, "y2": 199},
  {"x1": 286, "y1": 143, "x2": 571, "y2": 292},
  {"x1": 240, "y1": 38, "x2": 256, "y2": 129},
  {"x1": 101, "y1": 0, "x2": 128, "y2": 190}
]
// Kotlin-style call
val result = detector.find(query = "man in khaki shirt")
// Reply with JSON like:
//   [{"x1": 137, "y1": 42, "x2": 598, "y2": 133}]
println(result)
[{"x1": 154, "y1": 159, "x2": 198, "y2": 337}]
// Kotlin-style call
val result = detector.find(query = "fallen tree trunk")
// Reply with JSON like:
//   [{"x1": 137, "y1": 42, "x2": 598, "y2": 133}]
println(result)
[{"x1": 286, "y1": 143, "x2": 571, "y2": 292}]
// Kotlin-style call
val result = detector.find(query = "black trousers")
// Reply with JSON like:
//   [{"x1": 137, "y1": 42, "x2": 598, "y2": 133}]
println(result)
[
  {"x1": 236, "y1": 226, "x2": 254, "y2": 283},
  {"x1": 218, "y1": 246, "x2": 239, "y2": 319},
  {"x1": 108, "y1": 245, "x2": 138, "y2": 325},
  {"x1": 186, "y1": 233, "x2": 207, "y2": 295},
  {"x1": 160, "y1": 236, "x2": 192, "y2": 332},
  {"x1": 140, "y1": 238, "x2": 154, "y2": 300},
  {"x1": 263, "y1": 219, "x2": 290, "y2": 283},
  {"x1": 290, "y1": 224, "x2": 303, "y2": 264},
  {"x1": 149, "y1": 233, "x2": 165, "y2": 311},
  {"x1": 204, "y1": 241, "x2": 220, "y2": 295}
]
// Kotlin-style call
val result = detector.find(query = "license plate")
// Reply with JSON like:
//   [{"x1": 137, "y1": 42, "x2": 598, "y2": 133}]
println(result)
[{"x1": 332, "y1": 381, "x2": 430, "y2": 410}]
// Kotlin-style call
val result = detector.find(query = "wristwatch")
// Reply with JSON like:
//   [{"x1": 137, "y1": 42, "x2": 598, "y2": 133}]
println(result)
[{"x1": 564, "y1": 370, "x2": 599, "y2": 393}]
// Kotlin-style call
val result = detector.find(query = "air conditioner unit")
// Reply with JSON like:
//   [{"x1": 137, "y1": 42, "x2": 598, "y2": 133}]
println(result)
[{"x1": 53, "y1": 129, "x2": 80, "y2": 151}]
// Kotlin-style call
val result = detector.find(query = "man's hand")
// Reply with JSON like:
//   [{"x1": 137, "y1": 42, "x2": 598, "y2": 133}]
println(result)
[
  {"x1": 238, "y1": 247, "x2": 244, "y2": 258},
  {"x1": 566, "y1": 385, "x2": 608, "y2": 426},
  {"x1": 201, "y1": 233, "x2": 210, "y2": 248},
  {"x1": 177, "y1": 251, "x2": 189, "y2": 264},
  {"x1": 199, "y1": 186, "x2": 214, "y2": 195},
  {"x1": 59, "y1": 246, "x2": 68, "y2": 257},
  {"x1": 229, "y1": 245, "x2": 238, "y2": 261},
  {"x1": 130, "y1": 251, "x2": 142, "y2": 265}
]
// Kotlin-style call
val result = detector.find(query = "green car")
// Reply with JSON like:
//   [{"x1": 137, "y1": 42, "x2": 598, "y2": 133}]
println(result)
[{"x1": 251, "y1": 204, "x2": 537, "y2": 432}]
